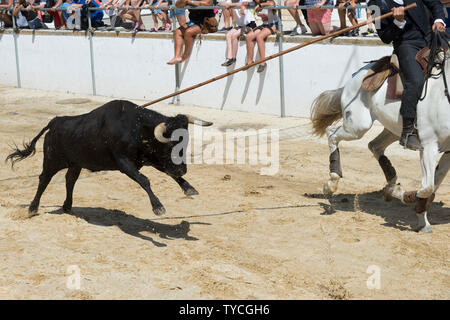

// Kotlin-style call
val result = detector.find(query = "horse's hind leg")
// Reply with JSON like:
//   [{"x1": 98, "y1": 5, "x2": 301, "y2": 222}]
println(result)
[
  {"x1": 414, "y1": 151, "x2": 450, "y2": 233},
  {"x1": 324, "y1": 121, "x2": 372, "y2": 196},
  {"x1": 368, "y1": 129, "x2": 399, "y2": 201}
]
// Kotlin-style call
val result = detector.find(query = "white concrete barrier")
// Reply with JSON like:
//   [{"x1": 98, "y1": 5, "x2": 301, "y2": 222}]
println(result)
[{"x1": 0, "y1": 30, "x2": 391, "y2": 117}]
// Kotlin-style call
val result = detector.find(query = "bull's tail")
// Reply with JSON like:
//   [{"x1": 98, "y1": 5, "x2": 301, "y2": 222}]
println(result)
[
  {"x1": 6, "y1": 119, "x2": 54, "y2": 168},
  {"x1": 310, "y1": 87, "x2": 344, "y2": 137}
]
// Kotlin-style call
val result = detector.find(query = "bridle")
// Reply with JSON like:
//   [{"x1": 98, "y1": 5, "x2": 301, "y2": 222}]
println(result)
[{"x1": 420, "y1": 30, "x2": 450, "y2": 104}]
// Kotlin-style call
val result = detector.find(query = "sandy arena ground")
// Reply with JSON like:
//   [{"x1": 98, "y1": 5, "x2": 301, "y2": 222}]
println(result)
[{"x1": 0, "y1": 84, "x2": 448, "y2": 300}]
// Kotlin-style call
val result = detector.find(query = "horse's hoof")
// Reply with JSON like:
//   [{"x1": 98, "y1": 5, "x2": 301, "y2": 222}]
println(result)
[
  {"x1": 184, "y1": 188, "x2": 199, "y2": 196},
  {"x1": 323, "y1": 183, "x2": 334, "y2": 198},
  {"x1": 153, "y1": 206, "x2": 166, "y2": 216},
  {"x1": 383, "y1": 186, "x2": 393, "y2": 202},
  {"x1": 414, "y1": 225, "x2": 432, "y2": 233}
]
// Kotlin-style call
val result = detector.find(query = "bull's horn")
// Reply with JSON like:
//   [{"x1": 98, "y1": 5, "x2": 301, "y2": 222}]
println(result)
[
  {"x1": 154, "y1": 123, "x2": 171, "y2": 143},
  {"x1": 185, "y1": 115, "x2": 213, "y2": 127}
]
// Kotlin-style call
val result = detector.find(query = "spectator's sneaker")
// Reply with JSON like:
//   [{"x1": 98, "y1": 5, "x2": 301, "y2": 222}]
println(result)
[
  {"x1": 131, "y1": 23, "x2": 140, "y2": 34},
  {"x1": 257, "y1": 64, "x2": 266, "y2": 73},
  {"x1": 300, "y1": 25, "x2": 307, "y2": 34},
  {"x1": 290, "y1": 25, "x2": 300, "y2": 36},
  {"x1": 221, "y1": 58, "x2": 236, "y2": 67},
  {"x1": 150, "y1": 27, "x2": 157, "y2": 32},
  {"x1": 218, "y1": 27, "x2": 232, "y2": 32},
  {"x1": 348, "y1": 28, "x2": 359, "y2": 37}
]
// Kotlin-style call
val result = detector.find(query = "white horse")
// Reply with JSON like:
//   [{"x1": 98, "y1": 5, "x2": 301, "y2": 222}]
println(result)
[{"x1": 310, "y1": 50, "x2": 450, "y2": 233}]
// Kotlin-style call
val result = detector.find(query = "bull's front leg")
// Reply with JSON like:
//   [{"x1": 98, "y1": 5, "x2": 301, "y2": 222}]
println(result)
[
  {"x1": 116, "y1": 157, "x2": 165, "y2": 216},
  {"x1": 172, "y1": 176, "x2": 199, "y2": 196}
]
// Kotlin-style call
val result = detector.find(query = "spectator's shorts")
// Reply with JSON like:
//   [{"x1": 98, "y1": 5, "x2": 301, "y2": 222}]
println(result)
[
  {"x1": 187, "y1": 18, "x2": 203, "y2": 27},
  {"x1": 167, "y1": 0, "x2": 185, "y2": 16},
  {"x1": 253, "y1": 22, "x2": 278, "y2": 34},
  {"x1": 233, "y1": 21, "x2": 256, "y2": 35},
  {"x1": 307, "y1": 8, "x2": 332, "y2": 24},
  {"x1": 58, "y1": 3, "x2": 71, "y2": 21}
]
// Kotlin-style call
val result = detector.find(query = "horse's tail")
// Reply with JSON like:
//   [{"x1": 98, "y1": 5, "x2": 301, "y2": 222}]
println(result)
[
  {"x1": 5, "y1": 119, "x2": 54, "y2": 168},
  {"x1": 310, "y1": 87, "x2": 344, "y2": 137}
]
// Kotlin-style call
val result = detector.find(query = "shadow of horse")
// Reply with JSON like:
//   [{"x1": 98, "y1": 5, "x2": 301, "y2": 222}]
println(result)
[
  {"x1": 304, "y1": 190, "x2": 450, "y2": 232},
  {"x1": 48, "y1": 207, "x2": 203, "y2": 247}
]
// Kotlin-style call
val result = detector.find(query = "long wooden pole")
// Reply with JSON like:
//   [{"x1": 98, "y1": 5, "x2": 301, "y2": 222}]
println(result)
[{"x1": 141, "y1": 3, "x2": 417, "y2": 108}]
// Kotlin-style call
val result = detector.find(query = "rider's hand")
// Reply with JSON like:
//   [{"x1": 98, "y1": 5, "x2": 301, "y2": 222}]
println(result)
[
  {"x1": 392, "y1": 7, "x2": 405, "y2": 23},
  {"x1": 433, "y1": 22, "x2": 446, "y2": 32}
]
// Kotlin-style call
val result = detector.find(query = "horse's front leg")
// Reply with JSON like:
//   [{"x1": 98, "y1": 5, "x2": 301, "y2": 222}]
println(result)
[{"x1": 384, "y1": 144, "x2": 441, "y2": 233}]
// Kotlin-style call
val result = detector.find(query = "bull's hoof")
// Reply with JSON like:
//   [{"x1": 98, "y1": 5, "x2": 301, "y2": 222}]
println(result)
[
  {"x1": 153, "y1": 206, "x2": 166, "y2": 216},
  {"x1": 414, "y1": 225, "x2": 432, "y2": 233},
  {"x1": 62, "y1": 205, "x2": 72, "y2": 213},
  {"x1": 184, "y1": 187, "x2": 199, "y2": 196}
]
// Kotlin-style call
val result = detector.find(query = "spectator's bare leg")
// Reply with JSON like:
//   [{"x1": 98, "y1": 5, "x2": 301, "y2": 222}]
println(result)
[
  {"x1": 318, "y1": 21, "x2": 332, "y2": 35},
  {"x1": 180, "y1": 25, "x2": 201, "y2": 62},
  {"x1": 338, "y1": 7, "x2": 347, "y2": 29},
  {"x1": 309, "y1": 21, "x2": 321, "y2": 35},
  {"x1": 230, "y1": 29, "x2": 241, "y2": 59},
  {"x1": 177, "y1": 14, "x2": 186, "y2": 26},
  {"x1": 226, "y1": 28, "x2": 240, "y2": 59},
  {"x1": 2, "y1": 12, "x2": 12, "y2": 27},
  {"x1": 152, "y1": 14, "x2": 159, "y2": 29},
  {"x1": 255, "y1": 27, "x2": 273, "y2": 66},
  {"x1": 285, "y1": 0, "x2": 304, "y2": 27},
  {"x1": 223, "y1": 8, "x2": 232, "y2": 28},
  {"x1": 167, "y1": 28, "x2": 184, "y2": 64},
  {"x1": 347, "y1": 11, "x2": 358, "y2": 26},
  {"x1": 245, "y1": 30, "x2": 257, "y2": 65},
  {"x1": 366, "y1": 8, "x2": 374, "y2": 30}
]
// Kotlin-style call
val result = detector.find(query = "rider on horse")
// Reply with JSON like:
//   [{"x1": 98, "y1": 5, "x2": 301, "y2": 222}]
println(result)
[{"x1": 368, "y1": 0, "x2": 446, "y2": 150}]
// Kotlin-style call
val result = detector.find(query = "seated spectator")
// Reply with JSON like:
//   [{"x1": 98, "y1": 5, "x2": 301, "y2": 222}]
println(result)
[
  {"x1": 1, "y1": 0, "x2": 14, "y2": 28},
  {"x1": 305, "y1": 0, "x2": 334, "y2": 35},
  {"x1": 119, "y1": 0, "x2": 144, "y2": 32},
  {"x1": 221, "y1": 0, "x2": 255, "y2": 67},
  {"x1": 143, "y1": 0, "x2": 166, "y2": 31},
  {"x1": 167, "y1": 0, "x2": 216, "y2": 65},
  {"x1": 245, "y1": 0, "x2": 278, "y2": 73},
  {"x1": 336, "y1": 0, "x2": 359, "y2": 36},
  {"x1": 153, "y1": 0, "x2": 173, "y2": 31},
  {"x1": 69, "y1": 0, "x2": 105, "y2": 29},
  {"x1": 51, "y1": 0, "x2": 73, "y2": 28},
  {"x1": 168, "y1": 0, "x2": 186, "y2": 28},
  {"x1": 13, "y1": 0, "x2": 48, "y2": 29},
  {"x1": 284, "y1": 0, "x2": 307, "y2": 35},
  {"x1": 218, "y1": 0, "x2": 235, "y2": 31},
  {"x1": 102, "y1": 0, "x2": 124, "y2": 27}
]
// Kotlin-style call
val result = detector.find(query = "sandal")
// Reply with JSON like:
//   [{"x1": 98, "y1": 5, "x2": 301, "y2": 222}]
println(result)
[
  {"x1": 164, "y1": 23, "x2": 171, "y2": 31},
  {"x1": 150, "y1": 27, "x2": 157, "y2": 32}
]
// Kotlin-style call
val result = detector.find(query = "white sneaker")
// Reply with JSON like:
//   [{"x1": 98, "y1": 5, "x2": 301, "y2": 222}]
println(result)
[{"x1": 290, "y1": 25, "x2": 300, "y2": 36}]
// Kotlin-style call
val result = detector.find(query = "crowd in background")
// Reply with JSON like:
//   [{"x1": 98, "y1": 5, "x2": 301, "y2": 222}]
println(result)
[
  {"x1": 2, "y1": 0, "x2": 449, "y2": 72},
  {"x1": 1, "y1": 0, "x2": 395, "y2": 35}
]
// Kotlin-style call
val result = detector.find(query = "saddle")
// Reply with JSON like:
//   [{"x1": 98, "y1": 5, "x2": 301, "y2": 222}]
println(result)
[
  {"x1": 362, "y1": 45, "x2": 449, "y2": 100},
  {"x1": 361, "y1": 54, "x2": 403, "y2": 100}
]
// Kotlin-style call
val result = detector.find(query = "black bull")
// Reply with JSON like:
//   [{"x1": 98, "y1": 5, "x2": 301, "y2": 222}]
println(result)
[{"x1": 6, "y1": 100, "x2": 213, "y2": 216}]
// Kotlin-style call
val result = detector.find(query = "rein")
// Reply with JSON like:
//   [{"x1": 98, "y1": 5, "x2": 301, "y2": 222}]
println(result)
[{"x1": 420, "y1": 30, "x2": 450, "y2": 103}]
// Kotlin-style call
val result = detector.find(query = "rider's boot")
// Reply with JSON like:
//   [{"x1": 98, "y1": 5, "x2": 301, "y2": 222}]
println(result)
[{"x1": 399, "y1": 117, "x2": 423, "y2": 151}]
